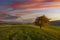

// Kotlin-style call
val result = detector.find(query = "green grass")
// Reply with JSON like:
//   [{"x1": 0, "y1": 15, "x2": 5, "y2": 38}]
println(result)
[{"x1": 0, "y1": 24, "x2": 60, "y2": 40}]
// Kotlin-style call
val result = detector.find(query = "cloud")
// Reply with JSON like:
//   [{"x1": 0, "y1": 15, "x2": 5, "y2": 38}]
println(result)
[
  {"x1": 0, "y1": 0, "x2": 60, "y2": 22},
  {"x1": 9, "y1": 0, "x2": 60, "y2": 10},
  {"x1": 9, "y1": 10, "x2": 34, "y2": 17},
  {"x1": 21, "y1": 3, "x2": 60, "y2": 11},
  {"x1": 1, "y1": 0, "x2": 60, "y2": 10},
  {"x1": 53, "y1": 0, "x2": 60, "y2": 2},
  {"x1": 0, "y1": 10, "x2": 9, "y2": 14},
  {"x1": 0, "y1": 13, "x2": 18, "y2": 20},
  {"x1": 10, "y1": 2, "x2": 41, "y2": 9},
  {"x1": 4, "y1": 16, "x2": 18, "y2": 20}
]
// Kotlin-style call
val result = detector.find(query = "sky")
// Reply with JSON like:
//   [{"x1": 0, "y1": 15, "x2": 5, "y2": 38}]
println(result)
[{"x1": 0, "y1": 0, "x2": 60, "y2": 22}]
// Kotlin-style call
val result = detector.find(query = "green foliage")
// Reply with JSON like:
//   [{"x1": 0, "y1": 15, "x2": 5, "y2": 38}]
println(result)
[
  {"x1": 35, "y1": 15, "x2": 50, "y2": 28},
  {"x1": 0, "y1": 25, "x2": 60, "y2": 40}
]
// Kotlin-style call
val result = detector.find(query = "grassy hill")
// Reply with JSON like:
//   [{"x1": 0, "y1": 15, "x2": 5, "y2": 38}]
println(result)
[{"x1": 0, "y1": 24, "x2": 60, "y2": 40}]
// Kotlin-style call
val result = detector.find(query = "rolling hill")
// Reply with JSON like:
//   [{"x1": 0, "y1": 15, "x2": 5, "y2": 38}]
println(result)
[{"x1": 0, "y1": 24, "x2": 60, "y2": 40}]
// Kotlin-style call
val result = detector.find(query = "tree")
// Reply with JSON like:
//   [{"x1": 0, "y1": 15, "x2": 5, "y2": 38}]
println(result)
[{"x1": 35, "y1": 15, "x2": 50, "y2": 29}]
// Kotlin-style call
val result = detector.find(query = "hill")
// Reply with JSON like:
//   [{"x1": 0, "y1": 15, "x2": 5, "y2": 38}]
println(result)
[
  {"x1": 50, "y1": 20, "x2": 60, "y2": 26},
  {"x1": 0, "y1": 24, "x2": 60, "y2": 40}
]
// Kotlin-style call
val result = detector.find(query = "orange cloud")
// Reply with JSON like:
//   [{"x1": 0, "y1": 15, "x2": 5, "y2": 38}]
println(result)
[
  {"x1": 11, "y1": 11, "x2": 33, "y2": 17},
  {"x1": 10, "y1": 0, "x2": 45, "y2": 9},
  {"x1": 0, "y1": 0, "x2": 60, "y2": 21},
  {"x1": 24, "y1": 3, "x2": 60, "y2": 11},
  {"x1": 53, "y1": 0, "x2": 60, "y2": 2},
  {"x1": 10, "y1": 0, "x2": 60, "y2": 10},
  {"x1": 0, "y1": 10, "x2": 9, "y2": 14}
]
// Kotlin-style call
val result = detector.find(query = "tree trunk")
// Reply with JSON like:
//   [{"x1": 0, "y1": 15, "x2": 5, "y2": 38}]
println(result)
[{"x1": 39, "y1": 24, "x2": 42, "y2": 29}]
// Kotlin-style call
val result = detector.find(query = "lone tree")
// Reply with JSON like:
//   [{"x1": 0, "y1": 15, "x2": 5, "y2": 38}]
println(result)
[{"x1": 35, "y1": 15, "x2": 50, "y2": 29}]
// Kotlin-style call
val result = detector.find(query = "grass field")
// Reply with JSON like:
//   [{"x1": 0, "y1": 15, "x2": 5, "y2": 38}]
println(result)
[{"x1": 0, "y1": 24, "x2": 60, "y2": 40}]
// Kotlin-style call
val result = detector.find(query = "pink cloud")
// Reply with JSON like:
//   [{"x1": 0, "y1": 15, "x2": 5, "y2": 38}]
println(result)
[
  {"x1": 53, "y1": 0, "x2": 60, "y2": 2},
  {"x1": 23, "y1": 3, "x2": 60, "y2": 11},
  {"x1": 0, "y1": 10, "x2": 9, "y2": 14},
  {"x1": 9, "y1": 0, "x2": 60, "y2": 10},
  {"x1": 10, "y1": 0, "x2": 45, "y2": 9},
  {"x1": 10, "y1": 11, "x2": 33, "y2": 17},
  {"x1": 0, "y1": 0, "x2": 60, "y2": 21}
]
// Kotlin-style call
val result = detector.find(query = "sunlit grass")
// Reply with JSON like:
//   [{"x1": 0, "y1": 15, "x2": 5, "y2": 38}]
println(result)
[{"x1": 0, "y1": 24, "x2": 60, "y2": 40}]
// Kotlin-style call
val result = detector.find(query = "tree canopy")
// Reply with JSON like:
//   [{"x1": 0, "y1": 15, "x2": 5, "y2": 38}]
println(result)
[{"x1": 35, "y1": 15, "x2": 50, "y2": 28}]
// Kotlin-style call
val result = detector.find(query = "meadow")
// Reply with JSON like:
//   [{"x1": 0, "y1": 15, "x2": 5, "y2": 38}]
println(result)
[{"x1": 0, "y1": 24, "x2": 60, "y2": 40}]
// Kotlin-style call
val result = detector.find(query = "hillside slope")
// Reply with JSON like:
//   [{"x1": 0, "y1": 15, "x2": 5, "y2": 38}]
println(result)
[
  {"x1": 0, "y1": 25, "x2": 60, "y2": 40},
  {"x1": 50, "y1": 20, "x2": 60, "y2": 26}
]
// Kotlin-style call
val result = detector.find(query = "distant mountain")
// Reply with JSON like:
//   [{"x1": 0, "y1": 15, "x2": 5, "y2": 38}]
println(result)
[{"x1": 50, "y1": 20, "x2": 60, "y2": 26}]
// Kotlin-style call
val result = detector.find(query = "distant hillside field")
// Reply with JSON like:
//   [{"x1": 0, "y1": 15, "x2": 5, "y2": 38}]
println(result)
[{"x1": 0, "y1": 24, "x2": 60, "y2": 40}]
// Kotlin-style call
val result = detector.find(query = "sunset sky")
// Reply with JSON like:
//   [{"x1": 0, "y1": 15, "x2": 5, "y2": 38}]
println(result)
[{"x1": 0, "y1": 0, "x2": 60, "y2": 22}]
